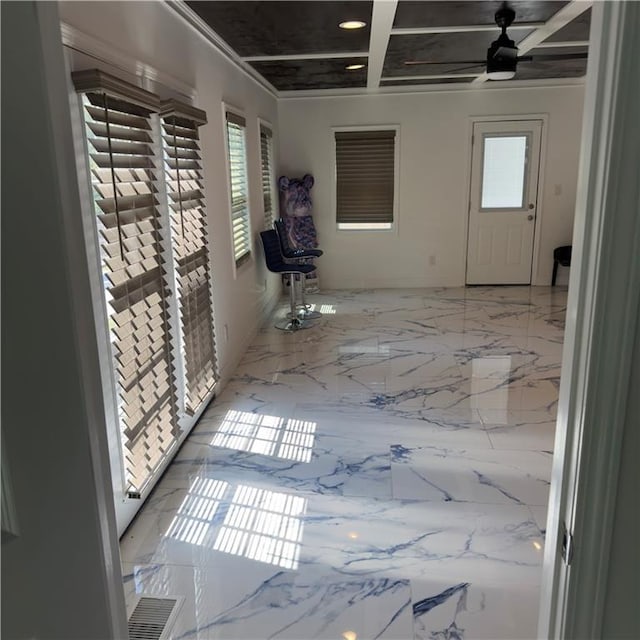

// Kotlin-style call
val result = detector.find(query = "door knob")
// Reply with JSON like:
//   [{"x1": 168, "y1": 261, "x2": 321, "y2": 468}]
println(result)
[{"x1": 527, "y1": 214, "x2": 534, "y2": 221}]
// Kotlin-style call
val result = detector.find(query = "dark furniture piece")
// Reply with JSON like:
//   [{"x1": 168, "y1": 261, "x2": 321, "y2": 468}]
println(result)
[
  {"x1": 274, "y1": 218, "x2": 323, "y2": 319},
  {"x1": 260, "y1": 230, "x2": 316, "y2": 331},
  {"x1": 552, "y1": 245, "x2": 572, "y2": 286}
]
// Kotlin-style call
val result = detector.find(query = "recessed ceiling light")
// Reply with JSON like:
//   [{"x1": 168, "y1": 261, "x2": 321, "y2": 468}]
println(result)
[
  {"x1": 339, "y1": 20, "x2": 366, "y2": 30},
  {"x1": 345, "y1": 64, "x2": 365, "y2": 71}
]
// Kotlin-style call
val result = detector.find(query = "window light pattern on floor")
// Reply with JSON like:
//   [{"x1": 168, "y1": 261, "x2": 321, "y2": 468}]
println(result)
[
  {"x1": 306, "y1": 303, "x2": 337, "y2": 315},
  {"x1": 211, "y1": 410, "x2": 316, "y2": 462},
  {"x1": 165, "y1": 478, "x2": 229, "y2": 546},
  {"x1": 213, "y1": 484, "x2": 307, "y2": 570}
]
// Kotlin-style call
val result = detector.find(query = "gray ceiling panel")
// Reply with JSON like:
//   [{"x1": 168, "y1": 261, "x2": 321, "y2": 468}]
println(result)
[
  {"x1": 544, "y1": 7, "x2": 591, "y2": 42},
  {"x1": 529, "y1": 45, "x2": 589, "y2": 57},
  {"x1": 383, "y1": 30, "x2": 533, "y2": 75},
  {"x1": 384, "y1": 61, "x2": 485, "y2": 78},
  {"x1": 249, "y1": 59, "x2": 368, "y2": 91},
  {"x1": 186, "y1": 1, "x2": 373, "y2": 57},
  {"x1": 514, "y1": 57, "x2": 588, "y2": 79},
  {"x1": 183, "y1": 1, "x2": 589, "y2": 92},
  {"x1": 393, "y1": 1, "x2": 570, "y2": 28}
]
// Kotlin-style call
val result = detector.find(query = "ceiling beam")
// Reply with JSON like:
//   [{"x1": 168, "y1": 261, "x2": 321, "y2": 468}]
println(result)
[
  {"x1": 472, "y1": 0, "x2": 593, "y2": 85},
  {"x1": 535, "y1": 39, "x2": 590, "y2": 48},
  {"x1": 241, "y1": 51, "x2": 368, "y2": 62},
  {"x1": 278, "y1": 76, "x2": 584, "y2": 100},
  {"x1": 382, "y1": 73, "x2": 480, "y2": 81},
  {"x1": 367, "y1": 0, "x2": 398, "y2": 89},
  {"x1": 392, "y1": 23, "x2": 543, "y2": 36}
]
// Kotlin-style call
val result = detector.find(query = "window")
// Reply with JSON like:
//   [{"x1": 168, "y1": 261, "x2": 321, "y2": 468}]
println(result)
[
  {"x1": 480, "y1": 134, "x2": 529, "y2": 209},
  {"x1": 335, "y1": 129, "x2": 396, "y2": 230},
  {"x1": 73, "y1": 70, "x2": 179, "y2": 495},
  {"x1": 260, "y1": 124, "x2": 275, "y2": 229},
  {"x1": 160, "y1": 100, "x2": 218, "y2": 415},
  {"x1": 73, "y1": 70, "x2": 219, "y2": 507},
  {"x1": 225, "y1": 110, "x2": 251, "y2": 265}
]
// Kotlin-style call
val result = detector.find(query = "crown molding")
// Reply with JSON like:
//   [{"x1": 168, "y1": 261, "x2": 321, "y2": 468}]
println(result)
[{"x1": 165, "y1": 0, "x2": 279, "y2": 98}]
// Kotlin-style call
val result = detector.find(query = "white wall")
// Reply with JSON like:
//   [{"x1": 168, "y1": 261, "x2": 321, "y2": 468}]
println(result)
[
  {"x1": 59, "y1": 0, "x2": 281, "y2": 386},
  {"x1": 2, "y1": 2, "x2": 127, "y2": 636},
  {"x1": 278, "y1": 85, "x2": 584, "y2": 289}
]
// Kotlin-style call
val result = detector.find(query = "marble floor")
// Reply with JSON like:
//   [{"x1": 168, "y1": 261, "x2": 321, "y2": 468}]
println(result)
[{"x1": 120, "y1": 286, "x2": 567, "y2": 639}]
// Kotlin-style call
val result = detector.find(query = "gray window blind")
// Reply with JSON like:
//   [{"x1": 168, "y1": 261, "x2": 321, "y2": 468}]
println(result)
[
  {"x1": 73, "y1": 70, "x2": 179, "y2": 495},
  {"x1": 225, "y1": 112, "x2": 250, "y2": 264},
  {"x1": 335, "y1": 130, "x2": 396, "y2": 224},
  {"x1": 161, "y1": 100, "x2": 218, "y2": 416},
  {"x1": 260, "y1": 125, "x2": 275, "y2": 229}
]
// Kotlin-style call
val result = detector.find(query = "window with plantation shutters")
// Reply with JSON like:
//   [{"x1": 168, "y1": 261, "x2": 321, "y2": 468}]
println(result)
[
  {"x1": 225, "y1": 111, "x2": 251, "y2": 265},
  {"x1": 160, "y1": 100, "x2": 218, "y2": 415},
  {"x1": 335, "y1": 129, "x2": 396, "y2": 229},
  {"x1": 260, "y1": 124, "x2": 275, "y2": 229},
  {"x1": 73, "y1": 70, "x2": 178, "y2": 496}
]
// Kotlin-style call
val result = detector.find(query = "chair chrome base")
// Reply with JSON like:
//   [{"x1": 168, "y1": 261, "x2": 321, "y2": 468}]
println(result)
[
  {"x1": 275, "y1": 316, "x2": 311, "y2": 331},
  {"x1": 295, "y1": 274, "x2": 322, "y2": 320},
  {"x1": 298, "y1": 307, "x2": 322, "y2": 320}
]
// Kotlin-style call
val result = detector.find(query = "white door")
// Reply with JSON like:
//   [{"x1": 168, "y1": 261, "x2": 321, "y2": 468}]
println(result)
[{"x1": 466, "y1": 120, "x2": 542, "y2": 285}]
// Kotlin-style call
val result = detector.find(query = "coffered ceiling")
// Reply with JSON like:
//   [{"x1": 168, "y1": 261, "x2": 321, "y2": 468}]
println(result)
[{"x1": 183, "y1": 0, "x2": 592, "y2": 94}]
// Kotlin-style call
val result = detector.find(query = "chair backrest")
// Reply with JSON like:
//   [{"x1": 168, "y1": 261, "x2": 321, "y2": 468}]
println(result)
[
  {"x1": 260, "y1": 230, "x2": 314, "y2": 275},
  {"x1": 273, "y1": 218, "x2": 293, "y2": 256},
  {"x1": 260, "y1": 229, "x2": 290, "y2": 273}
]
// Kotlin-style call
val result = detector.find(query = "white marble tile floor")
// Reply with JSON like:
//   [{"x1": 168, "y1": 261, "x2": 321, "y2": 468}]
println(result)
[{"x1": 120, "y1": 287, "x2": 566, "y2": 639}]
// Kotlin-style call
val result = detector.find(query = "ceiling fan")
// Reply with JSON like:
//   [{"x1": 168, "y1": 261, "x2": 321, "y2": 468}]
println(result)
[
  {"x1": 404, "y1": 2, "x2": 588, "y2": 80},
  {"x1": 486, "y1": 1, "x2": 520, "y2": 79}
]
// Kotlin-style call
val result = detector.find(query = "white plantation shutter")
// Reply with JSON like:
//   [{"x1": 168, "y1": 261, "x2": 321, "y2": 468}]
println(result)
[
  {"x1": 335, "y1": 130, "x2": 396, "y2": 224},
  {"x1": 73, "y1": 70, "x2": 179, "y2": 495},
  {"x1": 225, "y1": 111, "x2": 251, "y2": 264},
  {"x1": 160, "y1": 100, "x2": 218, "y2": 415},
  {"x1": 260, "y1": 124, "x2": 275, "y2": 229}
]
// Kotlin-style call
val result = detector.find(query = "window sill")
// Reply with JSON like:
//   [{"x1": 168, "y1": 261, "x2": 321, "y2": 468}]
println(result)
[{"x1": 337, "y1": 223, "x2": 393, "y2": 231}]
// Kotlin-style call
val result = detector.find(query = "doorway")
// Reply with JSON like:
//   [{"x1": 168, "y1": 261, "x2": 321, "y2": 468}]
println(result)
[{"x1": 466, "y1": 119, "x2": 543, "y2": 285}]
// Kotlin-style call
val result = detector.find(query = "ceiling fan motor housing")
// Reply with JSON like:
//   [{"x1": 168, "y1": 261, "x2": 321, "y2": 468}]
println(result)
[
  {"x1": 487, "y1": 32, "x2": 518, "y2": 75},
  {"x1": 487, "y1": 2, "x2": 518, "y2": 79}
]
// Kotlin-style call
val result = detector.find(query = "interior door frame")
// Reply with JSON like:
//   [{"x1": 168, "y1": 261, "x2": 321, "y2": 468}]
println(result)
[
  {"x1": 464, "y1": 113, "x2": 549, "y2": 286},
  {"x1": 538, "y1": 2, "x2": 640, "y2": 637}
]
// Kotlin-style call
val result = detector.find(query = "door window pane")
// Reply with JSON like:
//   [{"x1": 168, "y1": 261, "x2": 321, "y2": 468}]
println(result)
[{"x1": 481, "y1": 135, "x2": 528, "y2": 209}]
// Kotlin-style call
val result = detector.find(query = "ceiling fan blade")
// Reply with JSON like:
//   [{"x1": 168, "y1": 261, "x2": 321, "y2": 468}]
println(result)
[
  {"x1": 525, "y1": 52, "x2": 589, "y2": 61},
  {"x1": 447, "y1": 63, "x2": 490, "y2": 74}
]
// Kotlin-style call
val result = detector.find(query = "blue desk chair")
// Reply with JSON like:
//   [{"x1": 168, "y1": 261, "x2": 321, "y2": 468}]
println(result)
[
  {"x1": 274, "y1": 218, "x2": 323, "y2": 319},
  {"x1": 260, "y1": 230, "x2": 316, "y2": 331}
]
